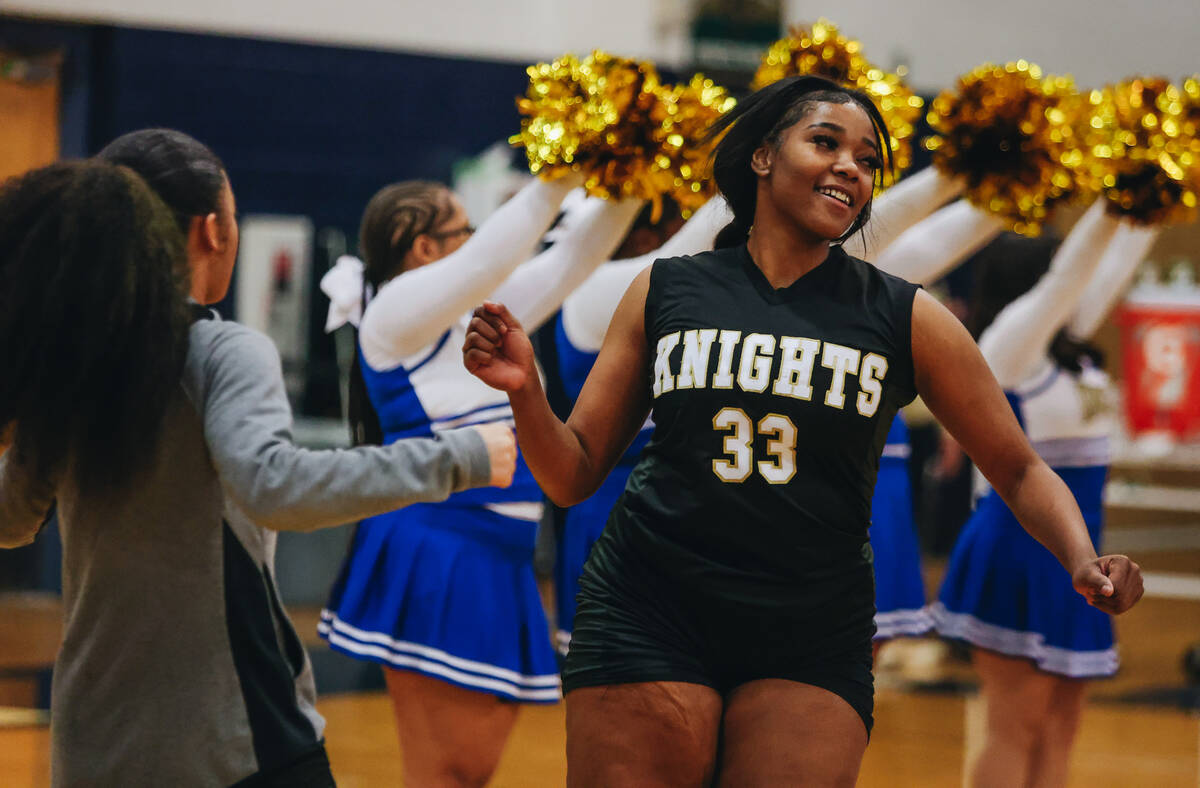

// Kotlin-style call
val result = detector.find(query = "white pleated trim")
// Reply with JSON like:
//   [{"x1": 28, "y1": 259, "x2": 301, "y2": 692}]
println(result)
[
  {"x1": 431, "y1": 404, "x2": 514, "y2": 432},
  {"x1": 318, "y1": 611, "x2": 561, "y2": 701},
  {"x1": 928, "y1": 603, "x2": 1118, "y2": 678},
  {"x1": 1031, "y1": 436, "x2": 1111, "y2": 468},
  {"x1": 874, "y1": 607, "x2": 933, "y2": 640}
]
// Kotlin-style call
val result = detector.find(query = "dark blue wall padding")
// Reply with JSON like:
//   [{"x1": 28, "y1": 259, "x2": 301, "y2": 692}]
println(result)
[
  {"x1": 80, "y1": 25, "x2": 532, "y2": 416},
  {"x1": 84, "y1": 25, "x2": 529, "y2": 238}
]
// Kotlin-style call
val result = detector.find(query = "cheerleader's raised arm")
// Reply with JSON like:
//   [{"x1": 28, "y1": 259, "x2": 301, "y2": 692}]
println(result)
[
  {"x1": 358, "y1": 175, "x2": 580, "y2": 367},
  {"x1": 487, "y1": 195, "x2": 645, "y2": 333},
  {"x1": 872, "y1": 199, "x2": 1005, "y2": 286},
  {"x1": 1067, "y1": 222, "x2": 1161, "y2": 340},
  {"x1": 980, "y1": 200, "x2": 1120, "y2": 387},
  {"x1": 842, "y1": 168, "x2": 965, "y2": 260},
  {"x1": 560, "y1": 196, "x2": 732, "y2": 352},
  {"x1": 358, "y1": 178, "x2": 643, "y2": 370}
]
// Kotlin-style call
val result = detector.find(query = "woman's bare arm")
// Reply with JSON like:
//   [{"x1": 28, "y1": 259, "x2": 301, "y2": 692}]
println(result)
[{"x1": 464, "y1": 268, "x2": 655, "y2": 506}]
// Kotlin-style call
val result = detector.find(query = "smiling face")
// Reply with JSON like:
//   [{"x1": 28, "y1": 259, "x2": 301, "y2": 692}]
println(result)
[{"x1": 750, "y1": 100, "x2": 882, "y2": 242}]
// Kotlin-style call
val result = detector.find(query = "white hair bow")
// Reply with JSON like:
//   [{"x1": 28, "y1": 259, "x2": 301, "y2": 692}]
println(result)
[{"x1": 321, "y1": 255, "x2": 368, "y2": 332}]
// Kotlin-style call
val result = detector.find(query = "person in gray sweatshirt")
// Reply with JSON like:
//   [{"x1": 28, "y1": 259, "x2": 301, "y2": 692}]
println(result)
[{"x1": 0, "y1": 151, "x2": 515, "y2": 786}]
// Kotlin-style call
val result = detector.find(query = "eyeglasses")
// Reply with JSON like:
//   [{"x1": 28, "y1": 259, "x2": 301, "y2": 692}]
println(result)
[{"x1": 426, "y1": 223, "x2": 475, "y2": 241}]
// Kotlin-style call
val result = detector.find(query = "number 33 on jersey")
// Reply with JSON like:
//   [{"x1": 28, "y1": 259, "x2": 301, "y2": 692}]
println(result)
[{"x1": 651, "y1": 327, "x2": 891, "y2": 485}]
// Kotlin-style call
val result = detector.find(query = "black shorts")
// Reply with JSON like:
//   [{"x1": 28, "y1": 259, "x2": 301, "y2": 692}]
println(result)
[
  {"x1": 562, "y1": 552, "x2": 876, "y2": 735},
  {"x1": 230, "y1": 744, "x2": 336, "y2": 788}
]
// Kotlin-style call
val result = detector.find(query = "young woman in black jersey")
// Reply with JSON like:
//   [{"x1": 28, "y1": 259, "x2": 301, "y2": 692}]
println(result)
[{"x1": 462, "y1": 75, "x2": 1144, "y2": 785}]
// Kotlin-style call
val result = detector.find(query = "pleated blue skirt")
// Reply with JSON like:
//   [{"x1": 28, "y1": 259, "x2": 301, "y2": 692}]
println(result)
[
  {"x1": 320, "y1": 502, "x2": 560, "y2": 701},
  {"x1": 931, "y1": 466, "x2": 1116, "y2": 678},
  {"x1": 869, "y1": 457, "x2": 932, "y2": 640},
  {"x1": 555, "y1": 466, "x2": 634, "y2": 654}
]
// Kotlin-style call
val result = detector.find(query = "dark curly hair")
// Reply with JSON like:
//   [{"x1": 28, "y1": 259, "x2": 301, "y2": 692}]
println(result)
[
  {"x1": 704, "y1": 75, "x2": 892, "y2": 249},
  {"x1": 0, "y1": 161, "x2": 191, "y2": 496}
]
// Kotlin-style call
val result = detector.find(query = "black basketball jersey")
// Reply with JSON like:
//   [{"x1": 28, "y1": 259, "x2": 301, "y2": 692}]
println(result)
[{"x1": 594, "y1": 243, "x2": 919, "y2": 619}]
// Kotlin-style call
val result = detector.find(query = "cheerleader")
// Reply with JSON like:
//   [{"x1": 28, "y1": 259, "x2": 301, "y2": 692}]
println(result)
[
  {"x1": 931, "y1": 201, "x2": 1152, "y2": 787},
  {"x1": 319, "y1": 177, "x2": 641, "y2": 786}
]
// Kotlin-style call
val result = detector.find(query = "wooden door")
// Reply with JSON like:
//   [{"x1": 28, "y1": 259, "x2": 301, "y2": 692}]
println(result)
[{"x1": 0, "y1": 52, "x2": 61, "y2": 181}]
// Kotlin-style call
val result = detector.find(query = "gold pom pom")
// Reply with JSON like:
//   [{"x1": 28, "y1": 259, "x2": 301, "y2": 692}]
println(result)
[
  {"x1": 924, "y1": 61, "x2": 1084, "y2": 236},
  {"x1": 751, "y1": 20, "x2": 923, "y2": 188},
  {"x1": 647, "y1": 74, "x2": 737, "y2": 217},
  {"x1": 752, "y1": 20, "x2": 864, "y2": 89},
  {"x1": 1080, "y1": 77, "x2": 1200, "y2": 225},
  {"x1": 1182, "y1": 76, "x2": 1200, "y2": 137},
  {"x1": 511, "y1": 51, "x2": 659, "y2": 198},
  {"x1": 513, "y1": 52, "x2": 736, "y2": 218}
]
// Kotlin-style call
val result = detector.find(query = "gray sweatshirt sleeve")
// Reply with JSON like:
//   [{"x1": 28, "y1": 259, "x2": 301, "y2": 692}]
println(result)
[
  {"x1": 195, "y1": 322, "x2": 493, "y2": 532},
  {"x1": 0, "y1": 451, "x2": 56, "y2": 548}
]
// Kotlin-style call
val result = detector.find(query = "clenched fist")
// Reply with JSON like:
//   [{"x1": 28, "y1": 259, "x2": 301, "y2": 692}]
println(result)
[
  {"x1": 1072, "y1": 554, "x2": 1144, "y2": 615},
  {"x1": 471, "y1": 422, "x2": 517, "y2": 488},
  {"x1": 462, "y1": 302, "x2": 537, "y2": 394}
]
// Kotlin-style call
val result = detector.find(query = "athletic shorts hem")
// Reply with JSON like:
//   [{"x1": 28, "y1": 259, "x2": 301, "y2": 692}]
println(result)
[{"x1": 229, "y1": 743, "x2": 334, "y2": 788}]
